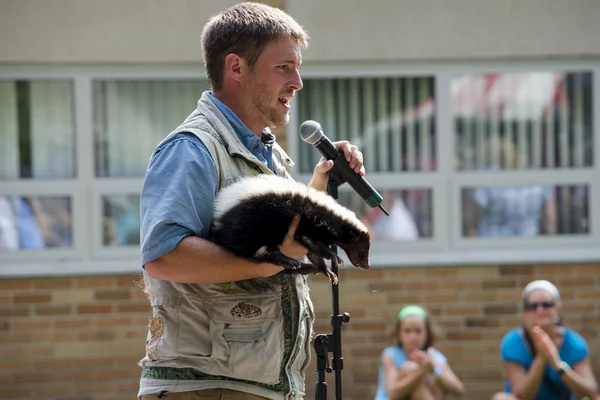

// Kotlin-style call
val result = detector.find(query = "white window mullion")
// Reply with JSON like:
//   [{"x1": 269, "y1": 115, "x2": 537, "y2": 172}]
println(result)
[
  {"x1": 74, "y1": 75, "x2": 94, "y2": 261},
  {"x1": 436, "y1": 71, "x2": 453, "y2": 246},
  {"x1": 362, "y1": 79, "x2": 375, "y2": 166},
  {"x1": 377, "y1": 78, "x2": 388, "y2": 172},
  {"x1": 348, "y1": 79, "x2": 361, "y2": 147},
  {"x1": 390, "y1": 78, "x2": 402, "y2": 172},
  {"x1": 592, "y1": 67, "x2": 600, "y2": 240},
  {"x1": 420, "y1": 78, "x2": 431, "y2": 172},
  {"x1": 0, "y1": 81, "x2": 19, "y2": 179},
  {"x1": 405, "y1": 79, "x2": 416, "y2": 171}
]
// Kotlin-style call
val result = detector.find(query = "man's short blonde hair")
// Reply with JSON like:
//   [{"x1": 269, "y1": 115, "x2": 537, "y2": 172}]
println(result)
[{"x1": 201, "y1": 2, "x2": 309, "y2": 92}]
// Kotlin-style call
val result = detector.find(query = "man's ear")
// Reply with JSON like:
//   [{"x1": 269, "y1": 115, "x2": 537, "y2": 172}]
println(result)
[{"x1": 224, "y1": 53, "x2": 247, "y2": 84}]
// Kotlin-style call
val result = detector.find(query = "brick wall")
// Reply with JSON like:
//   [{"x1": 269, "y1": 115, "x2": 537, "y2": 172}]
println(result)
[{"x1": 1, "y1": 262, "x2": 599, "y2": 399}]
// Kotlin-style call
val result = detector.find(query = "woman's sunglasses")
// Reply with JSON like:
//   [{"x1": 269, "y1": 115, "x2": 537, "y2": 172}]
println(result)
[{"x1": 523, "y1": 301, "x2": 555, "y2": 311}]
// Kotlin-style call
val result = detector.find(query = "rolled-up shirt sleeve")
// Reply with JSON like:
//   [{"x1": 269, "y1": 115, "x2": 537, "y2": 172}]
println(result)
[{"x1": 140, "y1": 133, "x2": 218, "y2": 267}]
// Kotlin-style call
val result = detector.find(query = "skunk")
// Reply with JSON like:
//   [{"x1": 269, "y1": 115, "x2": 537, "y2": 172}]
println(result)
[{"x1": 211, "y1": 174, "x2": 371, "y2": 293}]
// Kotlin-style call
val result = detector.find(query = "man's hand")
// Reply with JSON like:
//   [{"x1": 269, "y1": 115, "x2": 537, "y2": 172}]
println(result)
[
  {"x1": 308, "y1": 141, "x2": 365, "y2": 192},
  {"x1": 278, "y1": 214, "x2": 308, "y2": 260}
]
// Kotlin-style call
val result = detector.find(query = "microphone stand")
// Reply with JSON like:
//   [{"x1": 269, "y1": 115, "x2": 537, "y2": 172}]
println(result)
[{"x1": 313, "y1": 171, "x2": 351, "y2": 400}]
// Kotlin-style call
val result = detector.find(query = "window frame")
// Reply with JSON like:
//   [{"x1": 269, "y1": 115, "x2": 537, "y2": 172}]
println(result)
[
  {"x1": 0, "y1": 60, "x2": 598, "y2": 277},
  {"x1": 289, "y1": 60, "x2": 600, "y2": 267}
]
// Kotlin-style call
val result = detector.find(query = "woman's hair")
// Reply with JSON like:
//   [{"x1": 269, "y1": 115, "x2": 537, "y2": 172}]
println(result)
[
  {"x1": 521, "y1": 279, "x2": 561, "y2": 307},
  {"x1": 394, "y1": 305, "x2": 437, "y2": 349}
]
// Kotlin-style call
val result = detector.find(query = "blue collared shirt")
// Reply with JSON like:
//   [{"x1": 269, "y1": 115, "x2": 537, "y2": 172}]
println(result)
[
  {"x1": 206, "y1": 91, "x2": 274, "y2": 171},
  {"x1": 140, "y1": 91, "x2": 274, "y2": 266}
]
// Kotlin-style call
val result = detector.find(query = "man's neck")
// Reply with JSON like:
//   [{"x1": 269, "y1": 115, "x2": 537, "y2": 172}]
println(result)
[{"x1": 212, "y1": 90, "x2": 264, "y2": 138}]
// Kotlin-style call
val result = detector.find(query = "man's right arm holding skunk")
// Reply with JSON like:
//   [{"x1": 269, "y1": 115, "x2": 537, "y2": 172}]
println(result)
[
  {"x1": 141, "y1": 133, "x2": 363, "y2": 285},
  {"x1": 140, "y1": 133, "x2": 291, "y2": 284}
]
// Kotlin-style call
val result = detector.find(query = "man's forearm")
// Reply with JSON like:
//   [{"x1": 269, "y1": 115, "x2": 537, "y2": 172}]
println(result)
[{"x1": 144, "y1": 236, "x2": 282, "y2": 283}]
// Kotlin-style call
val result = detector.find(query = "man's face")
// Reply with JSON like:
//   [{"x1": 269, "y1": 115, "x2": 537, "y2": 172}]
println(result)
[{"x1": 244, "y1": 37, "x2": 303, "y2": 128}]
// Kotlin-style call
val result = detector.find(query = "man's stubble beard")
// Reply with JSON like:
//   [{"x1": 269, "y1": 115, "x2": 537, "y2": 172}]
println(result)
[{"x1": 250, "y1": 80, "x2": 289, "y2": 129}]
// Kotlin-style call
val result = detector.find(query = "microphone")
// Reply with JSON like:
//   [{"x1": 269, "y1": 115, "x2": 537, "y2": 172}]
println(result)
[{"x1": 299, "y1": 120, "x2": 389, "y2": 216}]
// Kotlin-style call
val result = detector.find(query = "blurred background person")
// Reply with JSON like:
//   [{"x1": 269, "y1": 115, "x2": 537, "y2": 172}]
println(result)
[
  {"x1": 374, "y1": 305, "x2": 465, "y2": 400},
  {"x1": 491, "y1": 280, "x2": 598, "y2": 400}
]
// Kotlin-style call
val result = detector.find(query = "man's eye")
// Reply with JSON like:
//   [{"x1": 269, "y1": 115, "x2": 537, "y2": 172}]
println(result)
[{"x1": 278, "y1": 65, "x2": 288, "y2": 71}]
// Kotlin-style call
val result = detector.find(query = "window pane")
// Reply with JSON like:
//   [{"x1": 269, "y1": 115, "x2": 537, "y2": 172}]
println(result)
[
  {"x1": 336, "y1": 188, "x2": 433, "y2": 241},
  {"x1": 0, "y1": 80, "x2": 76, "y2": 180},
  {"x1": 93, "y1": 80, "x2": 208, "y2": 177},
  {"x1": 461, "y1": 184, "x2": 589, "y2": 237},
  {"x1": 453, "y1": 71, "x2": 593, "y2": 170},
  {"x1": 102, "y1": 194, "x2": 140, "y2": 246},
  {"x1": 0, "y1": 195, "x2": 72, "y2": 251},
  {"x1": 297, "y1": 77, "x2": 436, "y2": 174}
]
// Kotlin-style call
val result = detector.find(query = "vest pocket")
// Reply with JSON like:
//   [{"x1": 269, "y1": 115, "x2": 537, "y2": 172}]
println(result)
[
  {"x1": 206, "y1": 296, "x2": 283, "y2": 385},
  {"x1": 223, "y1": 327, "x2": 268, "y2": 379}
]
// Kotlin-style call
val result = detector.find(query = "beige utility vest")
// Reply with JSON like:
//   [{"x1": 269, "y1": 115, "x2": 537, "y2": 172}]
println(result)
[{"x1": 138, "y1": 93, "x2": 315, "y2": 400}]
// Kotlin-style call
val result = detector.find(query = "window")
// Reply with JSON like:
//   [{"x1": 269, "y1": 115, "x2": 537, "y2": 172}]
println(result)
[
  {"x1": 93, "y1": 80, "x2": 207, "y2": 177},
  {"x1": 0, "y1": 195, "x2": 72, "y2": 251},
  {"x1": 291, "y1": 66, "x2": 597, "y2": 264},
  {"x1": 0, "y1": 64, "x2": 598, "y2": 274},
  {"x1": 0, "y1": 80, "x2": 75, "y2": 179},
  {"x1": 92, "y1": 79, "x2": 208, "y2": 254},
  {"x1": 0, "y1": 79, "x2": 77, "y2": 263},
  {"x1": 295, "y1": 77, "x2": 438, "y2": 247},
  {"x1": 451, "y1": 71, "x2": 594, "y2": 250}
]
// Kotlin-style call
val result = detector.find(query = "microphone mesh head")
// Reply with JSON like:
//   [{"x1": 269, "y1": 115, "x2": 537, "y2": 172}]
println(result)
[{"x1": 299, "y1": 120, "x2": 323, "y2": 145}]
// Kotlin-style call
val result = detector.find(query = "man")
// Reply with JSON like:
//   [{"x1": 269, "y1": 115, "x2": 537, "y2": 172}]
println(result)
[{"x1": 137, "y1": 3, "x2": 365, "y2": 400}]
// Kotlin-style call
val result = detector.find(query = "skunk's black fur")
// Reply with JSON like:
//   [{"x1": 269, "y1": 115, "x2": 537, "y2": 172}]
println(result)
[{"x1": 210, "y1": 174, "x2": 371, "y2": 293}]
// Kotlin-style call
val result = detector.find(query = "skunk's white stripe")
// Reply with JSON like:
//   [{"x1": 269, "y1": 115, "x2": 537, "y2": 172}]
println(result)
[{"x1": 214, "y1": 174, "x2": 367, "y2": 233}]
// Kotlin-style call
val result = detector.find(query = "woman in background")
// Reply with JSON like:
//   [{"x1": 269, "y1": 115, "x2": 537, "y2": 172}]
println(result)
[
  {"x1": 491, "y1": 280, "x2": 598, "y2": 400},
  {"x1": 374, "y1": 305, "x2": 465, "y2": 400}
]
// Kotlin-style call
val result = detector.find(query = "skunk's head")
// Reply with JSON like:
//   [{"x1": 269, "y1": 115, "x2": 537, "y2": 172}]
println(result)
[{"x1": 340, "y1": 228, "x2": 371, "y2": 269}]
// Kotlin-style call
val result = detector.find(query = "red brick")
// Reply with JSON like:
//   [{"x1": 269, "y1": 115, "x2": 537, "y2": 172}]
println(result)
[
  {"x1": 445, "y1": 331, "x2": 482, "y2": 340},
  {"x1": 11, "y1": 319, "x2": 51, "y2": 331},
  {"x1": 117, "y1": 303, "x2": 151, "y2": 313},
  {"x1": 404, "y1": 280, "x2": 440, "y2": 290},
  {"x1": 77, "y1": 304, "x2": 112, "y2": 314},
  {"x1": 55, "y1": 318, "x2": 92, "y2": 329},
  {"x1": 0, "y1": 308, "x2": 30, "y2": 317},
  {"x1": 94, "y1": 316, "x2": 132, "y2": 327},
  {"x1": 13, "y1": 293, "x2": 51, "y2": 304},
  {"x1": 74, "y1": 276, "x2": 115, "y2": 288},
  {"x1": 351, "y1": 321, "x2": 386, "y2": 332},
  {"x1": 79, "y1": 331, "x2": 115, "y2": 341},
  {"x1": 34, "y1": 305, "x2": 72, "y2": 316},
  {"x1": 383, "y1": 269, "x2": 424, "y2": 279},
  {"x1": 424, "y1": 292, "x2": 460, "y2": 303},
  {"x1": 0, "y1": 294, "x2": 11, "y2": 305},
  {"x1": 465, "y1": 318, "x2": 500, "y2": 328},
  {"x1": 116, "y1": 275, "x2": 141, "y2": 287},
  {"x1": 482, "y1": 278, "x2": 517, "y2": 289},
  {"x1": 367, "y1": 282, "x2": 404, "y2": 291},
  {"x1": 32, "y1": 278, "x2": 71, "y2": 290},
  {"x1": 484, "y1": 303, "x2": 517, "y2": 315},
  {"x1": 499, "y1": 264, "x2": 534, "y2": 276},
  {"x1": 558, "y1": 276, "x2": 596, "y2": 287},
  {"x1": 387, "y1": 293, "x2": 423, "y2": 304},
  {"x1": 423, "y1": 267, "x2": 459, "y2": 278},
  {"x1": 0, "y1": 279, "x2": 30, "y2": 291},
  {"x1": 94, "y1": 289, "x2": 131, "y2": 301}
]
